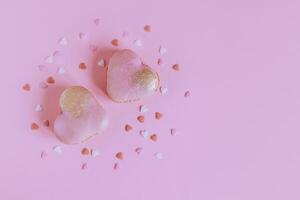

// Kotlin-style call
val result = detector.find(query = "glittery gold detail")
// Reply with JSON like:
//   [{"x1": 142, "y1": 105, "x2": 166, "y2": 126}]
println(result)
[
  {"x1": 60, "y1": 86, "x2": 90, "y2": 118},
  {"x1": 134, "y1": 67, "x2": 159, "y2": 90}
]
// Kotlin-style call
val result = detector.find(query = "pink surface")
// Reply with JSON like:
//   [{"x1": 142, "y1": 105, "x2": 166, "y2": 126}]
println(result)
[{"x1": 1, "y1": 0, "x2": 300, "y2": 199}]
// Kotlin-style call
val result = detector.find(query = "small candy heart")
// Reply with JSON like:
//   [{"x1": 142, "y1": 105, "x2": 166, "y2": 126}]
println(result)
[
  {"x1": 54, "y1": 86, "x2": 108, "y2": 144},
  {"x1": 107, "y1": 49, "x2": 160, "y2": 102}
]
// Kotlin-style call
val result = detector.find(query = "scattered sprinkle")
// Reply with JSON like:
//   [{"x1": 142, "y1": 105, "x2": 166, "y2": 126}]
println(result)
[
  {"x1": 91, "y1": 149, "x2": 100, "y2": 158},
  {"x1": 113, "y1": 162, "x2": 120, "y2": 170},
  {"x1": 139, "y1": 105, "x2": 149, "y2": 113},
  {"x1": 39, "y1": 82, "x2": 48, "y2": 89},
  {"x1": 172, "y1": 64, "x2": 180, "y2": 71},
  {"x1": 133, "y1": 39, "x2": 142, "y2": 47},
  {"x1": 137, "y1": 115, "x2": 145, "y2": 123},
  {"x1": 155, "y1": 112, "x2": 163, "y2": 120},
  {"x1": 31, "y1": 122, "x2": 39, "y2": 130},
  {"x1": 37, "y1": 64, "x2": 46, "y2": 71},
  {"x1": 111, "y1": 39, "x2": 119, "y2": 46},
  {"x1": 170, "y1": 128, "x2": 177, "y2": 136},
  {"x1": 43, "y1": 120, "x2": 50, "y2": 127},
  {"x1": 159, "y1": 46, "x2": 167, "y2": 55},
  {"x1": 94, "y1": 18, "x2": 100, "y2": 25},
  {"x1": 122, "y1": 31, "x2": 129, "y2": 38},
  {"x1": 155, "y1": 152, "x2": 164, "y2": 160},
  {"x1": 144, "y1": 25, "x2": 151, "y2": 32},
  {"x1": 184, "y1": 91, "x2": 191, "y2": 98},
  {"x1": 35, "y1": 104, "x2": 43, "y2": 112},
  {"x1": 150, "y1": 134, "x2": 158, "y2": 142},
  {"x1": 159, "y1": 86, "x2": 168, "y2": 95},
  {"x1": 40, "y1": 151, "x2": 48, "y2": 159},
  {"x1": 135, "y1": 147, "x2": 143, "y2": 155},
  {"x1": 57, "y1": 67, "x2": 66, "y2": 75},
  {"x1": 97, "y1": 58, "x2": 105, "y2": 67},
  {"x1": 79, "y1": 62, "x2": 87, "y2": 70},
  {"x1": 89, "y1": 45, "x2": 98, "y2": 52},
  {"x1": 81, "y1": 147, "x2": 90, "y2": 156},
  {"x1": 47, "y1": 76, "x2": 55, "y2": 84},
  {"x1": 45, "y1": 55, "x2": 54, "y2": 64},
  {"x1": 52, "y1": 145, "x2": 62, "y2": 154},
  {"x1": 115, "y1": 152, "x2": 124, "y2": 160},
  {"x1": 157, "y1": 58, "x2": 164, "y2": 66},
  {"x1": 22, "y1": 83, "x2": 31, "y2": 91},
  {"x1": 139, "y1": 130, "x2": 149, "y2": 138},
  {"x1": 125, "y1": 124, "x2": 133, "y2": 132},
  {"x1": 58, "y1": 37, "x2": 68, "y2": 46},
  {"x1": 79, "y1": 32, "x2": 87, "y2": 40},
  {"x1": 81, "y1": 163, "x2": 88, "y2": 170}
]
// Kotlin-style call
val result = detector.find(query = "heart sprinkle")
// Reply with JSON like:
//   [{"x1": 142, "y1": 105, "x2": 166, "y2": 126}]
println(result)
[
  {"x1": 135, "y1": 147, "x2": 143, "y2": 155},
  {"x1": 79, "y1": 62, "x2": 87, "y2": 70},
  {"x1": 144, "y1": 25, "x2": 151, "y2": 32},
  {"x1": 91, "y1": 149, "x2": 100, "y2": 158},
  {"x1": 111, "y1": 39, "x2": 119, "y2": 46},
  {"x1": 40, "y1": 151, "x2": 48, "y2": 159},
  {"x1": 184, "y1": 91, "x2": 191, "y2": 98},
  {"x1": 155, "y1": 112, "x2": 163, "y2": 120},
  {"x1": 140, "y1": 130, "x2": 149, "y2": 138},
  {"x1": 35, "y1": 104, "x2": 43, "y2": 112},
  {"x1": 125, "y1": 124, "x2": 133, "y2": 132},
  {"x1": 150, "y1": 134, "x2": 158, "y2": 142},
  {"x1": 81, "y1": 163, "x2": 88, "y2": 170},
  {"x1": 172, "y1": 64, "x2": 180, "y2": 71},
  {"x1": 139, "y1": 105, "x2": 149, "y2": 113},
  {"x1": 97, "y1": 58, "x2": 105, "y2": 67},
  {"x1": 47, "y1": 76, "x2": 55, "y2": 84},
  {"x1": 31, "y1": 122, "x2": 39, "y2": 130},
  {"x1": 159, "y1": 46, "x2": 167, "y2": 55},
  {"x1": 39, "y1": 82, "x2": 48, "y2": 89},
  {"x1": 137, "y1": 115, "x2": 145, "y2": 123},
  {"x1": 45, "y1": 55, "x2": 54, "y2": 64},
  {"x1": 79, "y1": 32, "x2": 87, "y2": 40},
  {"x1": 133, "y1": 39, "x2": 142, "y2": 47},
  {"x1": 113, "y1": 163, "x2": 120, "y2": 170},
  {"x1": 170, "y1": 128, "x2": 177, "y2": 136},
  {"x1": 58, "y1": 37, "x2": 68, "y2": 46},
  {"x1": 37, "y1": 64, "x2": 46, "y2": 71},
  {"x1": 94, "y1": 18, "x2": 100, "y2": 25},
  {"x1": 115, "y1": 152, "x2": 124, "y2": 160},
  {"x1": 81, "y1": 148, "x2": 90, "y2": 156},
  {"x1": 159, "y1": 86, "x2": 168, "y2": 95},
  {"x1": 57, "y1": 67, "x2": 66, "y2": 75},
  {"x1": 155, "y1": 152, "x2": 163, "y2": 160},
  {"x1": 43, "y1": 120, "x2": 50, "y2": 127},
  {"x1": 23, "y1": 83, "x2": 31, "y2": 91},
  {"x1": 53, "y1": 145, "x2": 62, "y2": 154}
]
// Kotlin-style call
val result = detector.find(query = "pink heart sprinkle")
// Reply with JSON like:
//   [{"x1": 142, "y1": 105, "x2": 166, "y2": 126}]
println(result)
[
  {"x1": 184, "y1": 91, "x2": 191, "y2": 98},
  {"x1": 79, "y1": 32, "x2": 87, "y2": 40},
  {"x1": 89, "y1": 45, "x2": 98, "y2": 53},
  {"x1": 81, "y1": 163, "x2": 88, "y2": 170}
]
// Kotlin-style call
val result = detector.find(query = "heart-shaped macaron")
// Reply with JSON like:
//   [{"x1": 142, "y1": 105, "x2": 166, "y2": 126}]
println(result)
[
  {"x1": 54, "y1": 86, "x2": 108, "y2": 144},
  {"x1": 107, "y1": 49, "x2": 160, "y2": 103}
]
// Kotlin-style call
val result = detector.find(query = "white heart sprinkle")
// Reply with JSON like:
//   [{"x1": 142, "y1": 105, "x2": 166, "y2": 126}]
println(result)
[
  {"x1": 97, "y1": 58, "x2": 105, "y2": 67},
  {"x1": 159, "y1": 86, "x2": 168, "y2": 95},
  {"x1": 58, "y1": 37, "x2": 68, "y2": 46},
  {"x1": 140, "y1": 130, "x2": 149, "y2": 138},
  {"x1": 45, "y1": 55, "x2": 54, "y2": 64},
  {"x1": 53, "y1": 145, "x2": 62, "y2": 154},
  {"x1": 91, "y1": 149, "x2": 100, "y2": 158},
  {"x1": 57, "y1": 67, "x2": 66, "y2": 75},
  {"x1": 134, "y1": 39, "x2": 142, "y2": 47},
  {"x1": 155, "y1": 152, "x2": 164, "y2": 160},
  {"x1": 159, "y1": 46, "x2": 167, "y2": 55},
  {"x1": 135, "y1": 147, "x2": 143, "y2": 155},
  {"x1": 79, "y1": 32, "x2": 87, "y2": 40},
  {"x1": 139, "y1": 105, "x2": 149, "y2": 113},
  {"x1": 35, "y1": 104, "x2": 43, "y2": 112}
]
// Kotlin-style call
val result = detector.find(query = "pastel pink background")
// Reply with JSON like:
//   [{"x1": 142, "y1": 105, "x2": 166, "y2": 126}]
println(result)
[{"x1": 1, "y1": 0, "x2": 300, "y2": 199}]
